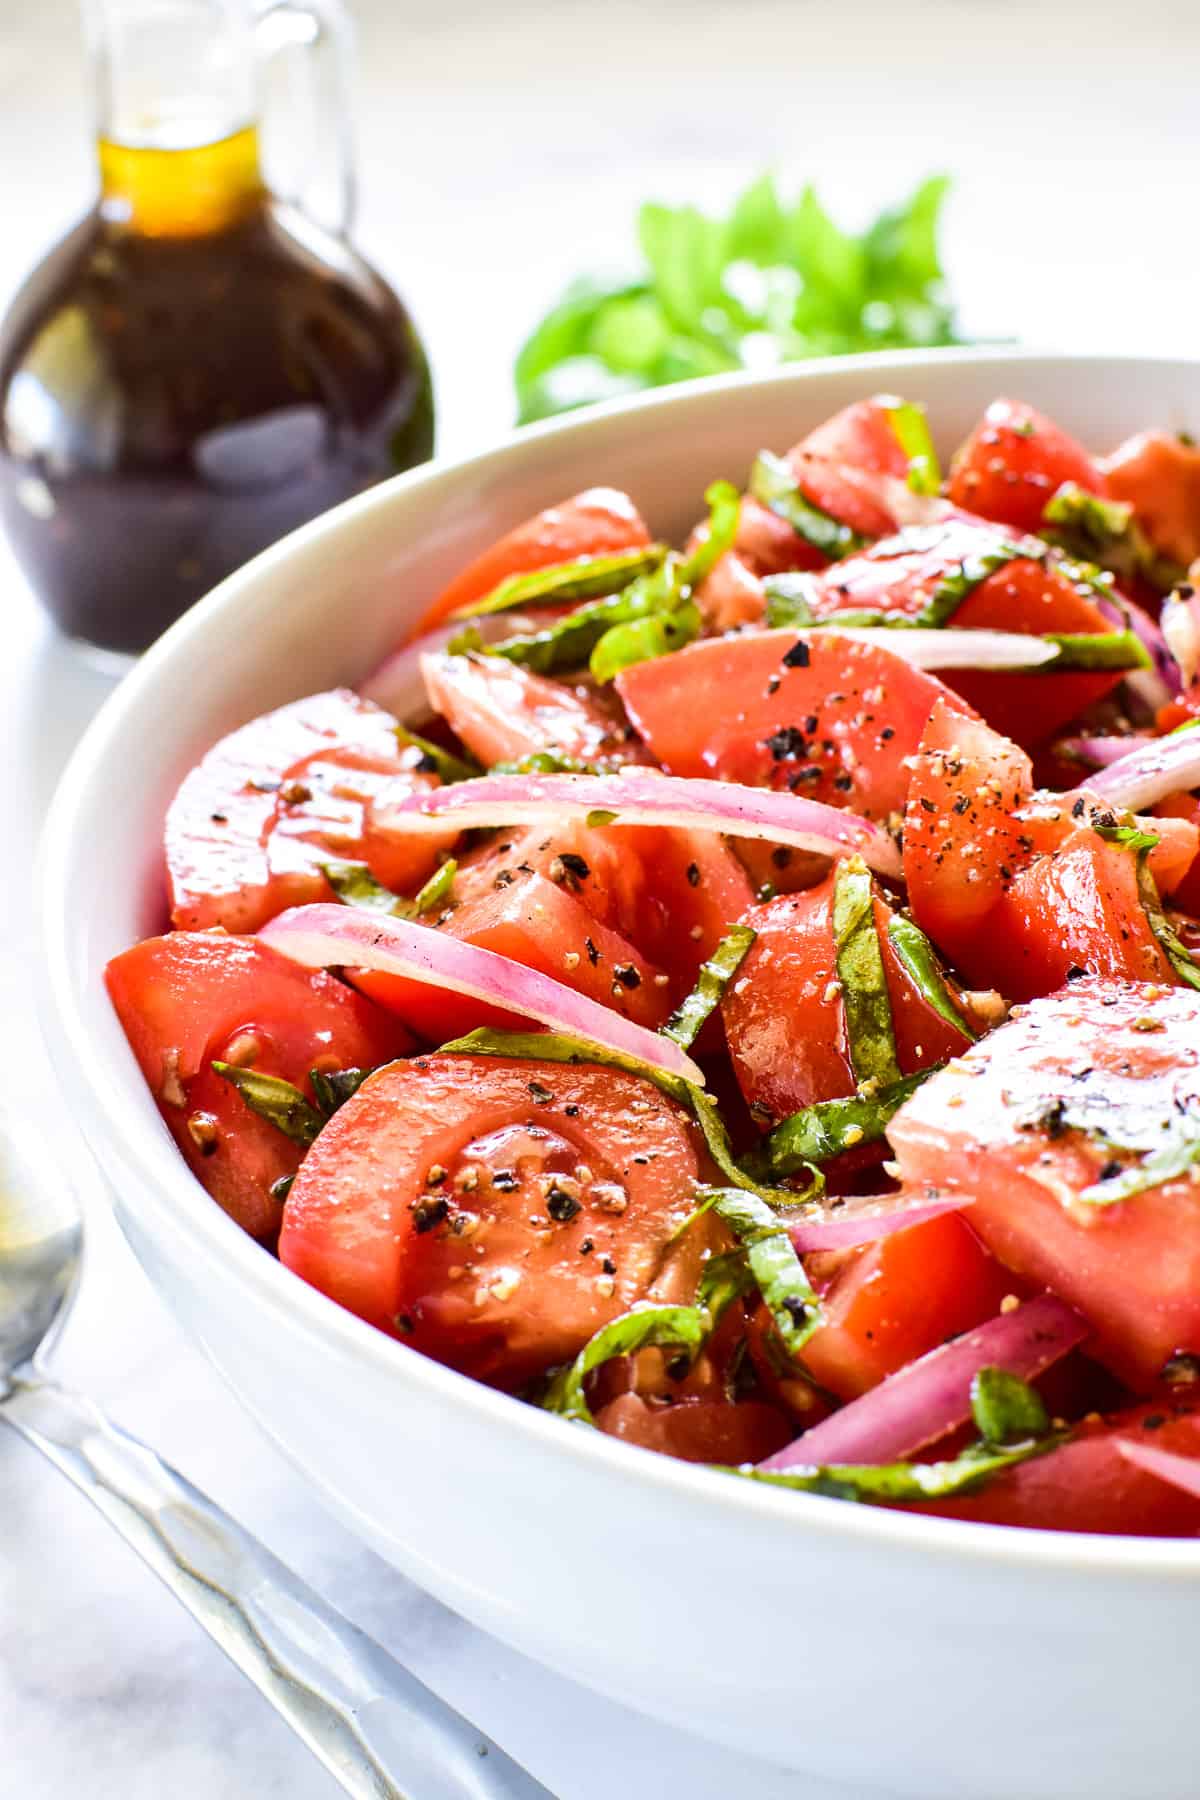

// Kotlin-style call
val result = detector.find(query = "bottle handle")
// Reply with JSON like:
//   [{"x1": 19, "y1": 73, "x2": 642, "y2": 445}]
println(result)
[{"x1": 255, "y1": 0, "x2": 357, "y2": 237}]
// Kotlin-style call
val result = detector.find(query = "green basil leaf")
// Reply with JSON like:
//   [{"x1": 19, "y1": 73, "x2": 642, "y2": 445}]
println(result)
[
  {"x1": 833, "y1": 857, "x2": 900, "y2": 1089},
  {"x1": 749, "y1": 449, "x2": 869, "y2": 559},
  {"x1": 1041, "y1": 483, "x2": 1184, "y2": 595},
  {"x1": 323, "y1": 857, "x2": 456, "y2": 919},
  {"x1": 704, "y1": 1186, "x2": 821, "y2": 1354},
  {"x1": 1079, "y1": 1123, "x2": 1200, "y2": 1206},
  {"x1": 452, "y1": 545, "x2": 667, "y2": 620},
  {"x1": 1042, "y1": 630, "x2": 1151, "y2": 673},
  {"x1": 661, "y1": 923, "x2": 756, "y2": 1052},
  {"x1": 1137, "y1": 855, "x2": 1200, "y2": 993},
  {"x1": 211, "y1": 1063, "x2": 324, "y2": 1146},
  {"x1": 689, "y1": 1084, "x2": 820, "y2": 1206},
  {"x1": 513, "y1": 277, "x2": 650, "y2": 423},
  {"x1": 308, "y1": 1065, "x2": 374, "y2": 1118},
  {"x1": 588, "y1": 599, "x2": 702, "y2": 683},
  {"x1": 886, "y1": 914, "x2": 977, "y2": 1039},
  {"x1": 762, "y1": 574, "x2": 819, "y2": 629},
  {"x1": 721, "y1": 1433, "x2": 1061, "y2": 1504},
  {"x1": 680, "y1": 478, "x2": 742, "y2": 587},
  {"x1": 459, "y1": 562, "x2": 687, "y2": 677},
  {"x1": 879, "y1": 396, "x2": 941, "y2": 496},
  {"x1": 395, "y1": 727, "x2": 481, "y2": 785},
  {"x1": 752, "y1": 1067, "x2": 937, "y2": 1177},
  {"x1": 410, "y1": 859, "x2": 457, "y2": 915},
  {"x1": 970, "y1": 1366, "x2": 1049, "y2": 1447},
  {"x1": 542, "y1": 1304, "x2": 714, "y2": 1424},
  {"x1": 489, "y1": 750, "x2": 604, "y2": 776}
]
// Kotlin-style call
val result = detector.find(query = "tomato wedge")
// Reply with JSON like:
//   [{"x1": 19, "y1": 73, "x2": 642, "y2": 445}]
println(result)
[
  {"x1": 422, "y1": 651, "x2": 638, "y2": 767},
  {"x1": 106, "y1": 933, "x2": 411, "y2": 1240},
  {"x1": 617, "y1": 631, "x2": 967, "y2": 821},
  {"x1": 413, "y1": 488, "x2": 652, "y2": 634},
  {"x1": 279, "y1": 1053, "x2": 704, "y2": 1387},
  {"x1": 1103, "y1": 430, "x2": 1200, "y2": 568},
  {"x1": 801, "y1": 1214, "x2": 1016, "y2": 1402},
  {"x1": 889, "y1": 976, "x2": 1200, "y2": 1389},
  {"x1": 721, "y1": 876, "x2": 973, "y2": 1126},
  {"x1": 595, "y1": 1393, "x2": 793, "y2": 1463},
  {"x1": 947, "y1": 398, "x2": 1107, "y2": 535},
  {"x1": 165, "y1": 689, "x2": 451, "y2": 933},
  {"x1": 914, "y1": 1393, "x2": 1200, "y2": 1536}
]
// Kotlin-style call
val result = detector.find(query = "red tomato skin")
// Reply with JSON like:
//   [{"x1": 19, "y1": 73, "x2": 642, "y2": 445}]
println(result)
[
  {"x1": 413, "y1": 489, "x2": 652, "y2": 634},
  {"x1": 981, "y1": 829, "x2": 1172, "y2": 1001},
  {"x1": 914, "y1": 1395, "x2": 1200, "y2": 1536},
  {"x1": 902, "y1": 699, "x2": 1033, "y2": 980},
  {"x1": 165, "y1": 689, "x2": 449, "y2": 933},
  {"x1": 796, "y1": 396, "x2": 915, "y2": 481},
  {"x1": 106, "y1": 933, "x2": 411, "y2": 1239},
  {"x1": 947, "y1": 398, "x2": 1107, "y2": 535},
  {"x1": 889, "y1": 977, "x2": 1200, "y2": 1389},
  {"x1": 595, "y1": 1393, "x2": 794, "y2": 1464},
  {"x1": 617, "y1": 631, "x2": 966, "y2": 821},
  {"x1": 802, "y1": 1214, "x2": 1017, "y2": 1402},
  {"x1": 721, "y1": 880, "x2": 971, "y2": 1125},
  {"x1": 421, "y1": 651, "x2": 637, "y2": 768},
  {"x1": 351, "y1": 838, "x2": 671, "y2": 1043},
  {"x1": 1155, "y1": 793, "x2": 1200, "y2": 911},
  {"x1": 279, "y1": 1055, "x2": 703, "y2": 1387},
  {"x1": 1103, "y1": 430, "x2": 1200, "y2": 568}
]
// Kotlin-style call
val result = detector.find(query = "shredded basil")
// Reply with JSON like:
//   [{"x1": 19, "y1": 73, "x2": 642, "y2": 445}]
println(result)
[
  {"x1": 679, "y1": 478, "x2": 741, "y2": 587},
  {"x1": 489, "y1": 750, "x2": 604, "y2": 776},
  {"x1": 704, "y1": 1185, "x2": 821, "y2": 1354},
  {"x1": 723, "y1": 1435, "x2": 1058, "y2": 1503},
  {"x1": 395, "y1": 727, "x2": 481, "y2": 785},
  {"x1": 586, "y1": 807, "x2": 618, "y2": 827},
  {"x1": 1041, "y1": 483, "x2": 1183, "y2": 595},
  {"x1": 970, "y1": 1366, "x2": 1049, "y2": 1445},
  {"x1": 452, "y1": 544, "x2": 666, "y2": 619},
  {"x1": 749, "y1": 450, "x2": 869, "y2": 559},
  {"x1": 752, "y1": 1066, "x2": 937, "y2": 1176},
  {"x1": 886, "y1": 914, "x2": 977, "y2": 1040},
  {"x1": 308, "y1": 1066, "x2": 374, "y2": 1117},
  {"x1": 542, "y1": 1304, "x2": 717, "y2": 1423},
  {"x1": 211, "y1": 1064, "x2": 325, "y2": 1146},
  {"x1": 1128, "y1": 836, "x2": 1200, "y2": 993},
  {"x1": 589, "y1": 601, "x2": 702, "y2": 682},
  {"x1": 1041, "y1": 630, "x2": 1150, "y2": 673},
  {"x1": 662, "y1": 923, "x2": 756, "y2": 1051},
  {"x1": 879, "y1": 396, "x2": 941, "y2": 496},
  {"x1": 833, "y1": 857, "x2": 901, "y2": 1089},
  {"x1": 323, "y1": 857, "x2": 456, "y2": 919}
]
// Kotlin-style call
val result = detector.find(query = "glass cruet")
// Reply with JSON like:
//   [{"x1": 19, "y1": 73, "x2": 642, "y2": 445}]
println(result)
[{"x1": 0, "y1": 0, "x2": 434, "y2": 660}]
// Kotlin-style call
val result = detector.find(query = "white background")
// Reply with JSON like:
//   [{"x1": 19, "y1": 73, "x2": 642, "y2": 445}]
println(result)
[{"x1": 1, "y1": 1, "x2": 1197, "y2": 1795}]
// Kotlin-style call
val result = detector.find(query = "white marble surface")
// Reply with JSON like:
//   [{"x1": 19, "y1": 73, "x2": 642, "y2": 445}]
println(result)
[{"x1": 1, "y1": 1, "x2": 1197, "y2": 1796}]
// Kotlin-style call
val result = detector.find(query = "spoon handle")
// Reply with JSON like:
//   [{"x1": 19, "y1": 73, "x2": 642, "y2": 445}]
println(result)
[{"x1": 2, "y1": 1373, "x2": 552, "y2": 1800}]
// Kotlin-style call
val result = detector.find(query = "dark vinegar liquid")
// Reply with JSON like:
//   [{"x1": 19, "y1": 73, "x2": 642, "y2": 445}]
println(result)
[{"x1": 0, "y1": 128, "x2": 434, "y2": 654}]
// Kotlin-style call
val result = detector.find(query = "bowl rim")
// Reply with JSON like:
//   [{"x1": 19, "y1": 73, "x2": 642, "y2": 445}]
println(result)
[{"x1": 40, "y1": 345, "x2": 1200, "y2": 1582}]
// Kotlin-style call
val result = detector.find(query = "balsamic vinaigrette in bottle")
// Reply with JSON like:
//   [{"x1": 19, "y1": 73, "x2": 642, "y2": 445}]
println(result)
[{"x1": 0, "y1": 1, "x2": 433, "y2": 658}]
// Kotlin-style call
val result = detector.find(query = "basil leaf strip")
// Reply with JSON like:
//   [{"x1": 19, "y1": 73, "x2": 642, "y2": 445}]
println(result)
[
  {"x1": 880, "y1": 396, "x2": 941, "y2": 496},
  {"x1": 970, "y1": 1366, "x2": 1049, "y2": 1446},
  {"x1": 721, "y1": 1433, "x2": 1062, "y2": 1504},
  {"x1": 211, "y1": 1064, "x2": 325, "y2": 1146},
  {"x1": 489, "y1": 750, "x2": 604, "y2": 776},
  {"x1": 918, "y1": 541, "x2": 1033, "y2": 627},
  {"x1": 452, "y1": 544, "x2": 667, "y2": 620},
  {"x1": 323, "y1": 857, "x2": 457, "y2": 919},
  {"x1": 752, "y1": 1067, "x2": 938, "y2": 1176},
  {"x1": 308, "y1": 1066, "x2": 374, "y2": 1117},
  {"x1": 662, "y1": 922, "x2": 756, "y2": 1051},
  {"x1": 749, "y1": 449, "x2": 869, "y2": 559},
  {"x1": 703, "y1": 1185, "x2": 821, "y2": 1354},
  {"x1": 1041, "y1": 483, "x2": 1183, "y2": 596},
  {"x1": 589, "y1": 600, "x2": 702, "y2": 683},
  {"x1": 833, "y1": 857, "x2": 901, "y2": 1088},
  {"x1": 1042, "y1": 630, "x2": 1150, "y2": 672},
  {"x1": 886, "y1": 914, "x2": 977, "y2": 1040},
  {"x1": 1132, "y1": 839, "x2": 1200, "y2": 994},
  {"x1": 395, "y1": 727, "x2": 481, "y2": 785},
  {"x1": 1079, "y1": 1117, "x2": 1200, "y2": 1206},
  {"x1": 680, "y1": 478, "x2": 741, "y2": 587}
]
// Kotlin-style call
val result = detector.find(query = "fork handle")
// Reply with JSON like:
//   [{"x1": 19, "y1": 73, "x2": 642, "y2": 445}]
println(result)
[{"x1": 2, "y1": 1372, "x2": 551, "y2": 1800}]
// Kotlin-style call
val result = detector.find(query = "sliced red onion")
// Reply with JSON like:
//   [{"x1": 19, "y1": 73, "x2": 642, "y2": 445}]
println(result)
[
  {"x1": 758, "y1": 1294, "x2": 1089, "y2": 1471},
  {"x1": 258, "y1": 903, "x2": 704, "y2": 1086},
  {"x1": 371, "y1": 769, "x2": 903, "y2": 879},
  {"x1": 1161, "y1": 588, "x2": 1200, "y2": 689},
  {"x1": 1089, "y1": 590, "x2": 1179, "y2": 708},
  {"x1": 1068, "y1": 727, "x2": 1200, "y2": 810},
  {"x1": 806, "y1": 626, "x2": 1059, "y2": 671},
  {"x1": 1116, "y1": 1438, "x2": 1200, "y2": 1501},
  {"x1": 360, "y1": 615, "x2": 544, "y2": 721},
  {"x1": 784, "y1": 1191, "x2": 971, "y2": 1254},
  {"x1": 1055, "y1": 733, "x2": 1153, "y2": 770}
]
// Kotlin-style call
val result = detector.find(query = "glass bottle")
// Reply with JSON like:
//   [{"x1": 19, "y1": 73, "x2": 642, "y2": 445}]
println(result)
[{"x1": 0, "y1": 0, "x2": 434, "y2": 659}]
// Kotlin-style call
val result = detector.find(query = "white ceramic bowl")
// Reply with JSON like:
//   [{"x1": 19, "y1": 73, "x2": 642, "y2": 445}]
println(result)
[{"x1": 41, "y1": 352, "x2": 1200, "y2": 1800}]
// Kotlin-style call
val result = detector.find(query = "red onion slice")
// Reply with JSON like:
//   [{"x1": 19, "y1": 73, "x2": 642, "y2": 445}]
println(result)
[
  {"x1": 1067, "y1": 727, "x2": 1200, "y2": 811},
  {"x1": 1088, "y1": 591, "x2": 1180, "y2": 709},
  {"x1": 784, "y1": 1191, "x2": 971, "y2": 1253},
  {"x1": 794, "y1": 626, "x2": 1059, "y2": 671},
  {"x1": 758, "y1": 1294, "x2": 1089, "y2": 1471},
  {"x1": 1055, "y1": 733, "x2": 1153, "y2": 770},
  {"x1": 1116, "y1": 1438, "x2": 1200, "y2": 1500},
  {"x1": 371, "y1": 769, "x2": 902, "y2": 879},
  {"x1": 258, "y1": 903, "x2": 704, "y2": 1086}
]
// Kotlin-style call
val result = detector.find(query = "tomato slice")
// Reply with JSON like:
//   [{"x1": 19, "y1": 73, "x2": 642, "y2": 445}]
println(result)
[
  {"x1": 797, "y1": 396, "x2": 916, "y2": 481},
  {"x1": 947, "y1": 397, "x2": 1107, "y2": 535},
  {"x1": 594, "y1": 1393, "x2": 793, "y2": 1463},
  {"x1": 913, "y1": 1394, "x2": 1200, "y2": 1536},
  {"x1": 412, "y1": 489, "x2": 652, "y2": 635},
  {"x1": 1155, "y1": 792, "x2": 1200, "y2": 910},
  {"x1": 801, "y1": 515, "x2": 1123, "y2": 743},
  {"x1": 279, "y1": 1053, "x2": 704, "y2": 1386},
  {"x1": 421, "y1": 651, "x2": 637, "y2": 767},
  {"x1": 692, "y1": 496, "x2": 817, "y2": 633},
  {"x1": 889, "y1": 976, "x2": 1200, "y2": 1388},
  {"x1": 106, "y1": 933, "x2": 411, "y2": 1240},
  {"x1": 902, "y1": 699, "x2": 1032, "y2": 978},
  {"x1": 721, "y1": 876, "x2": 972, "y2": 1127},
  {"x1": 165, "y1": 689, "x2": 451, "y2": 932},
  {"x1": 351, "y1": 829, "x2": 672, "y2": 1042},
  {"x1": 617, "y1": 631, "x2": 966, "y2": 821},
  {"x1": 801, "y1": 1214, "x2": 1017, "y2": 1402},
  {"x1": 1103, "y1": 430, "x2": 1200, "y2": 568}
]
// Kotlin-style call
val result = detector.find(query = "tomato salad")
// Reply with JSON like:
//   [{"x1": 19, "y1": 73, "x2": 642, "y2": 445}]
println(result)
[{"x1": 107, "y1": 393, "x2": 1200, "y2": 1535}]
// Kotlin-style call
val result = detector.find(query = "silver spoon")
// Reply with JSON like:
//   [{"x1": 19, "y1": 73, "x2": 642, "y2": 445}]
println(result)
[{"x1": 0, "y1": 1111, "x2": 553, "y2": 1800}]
